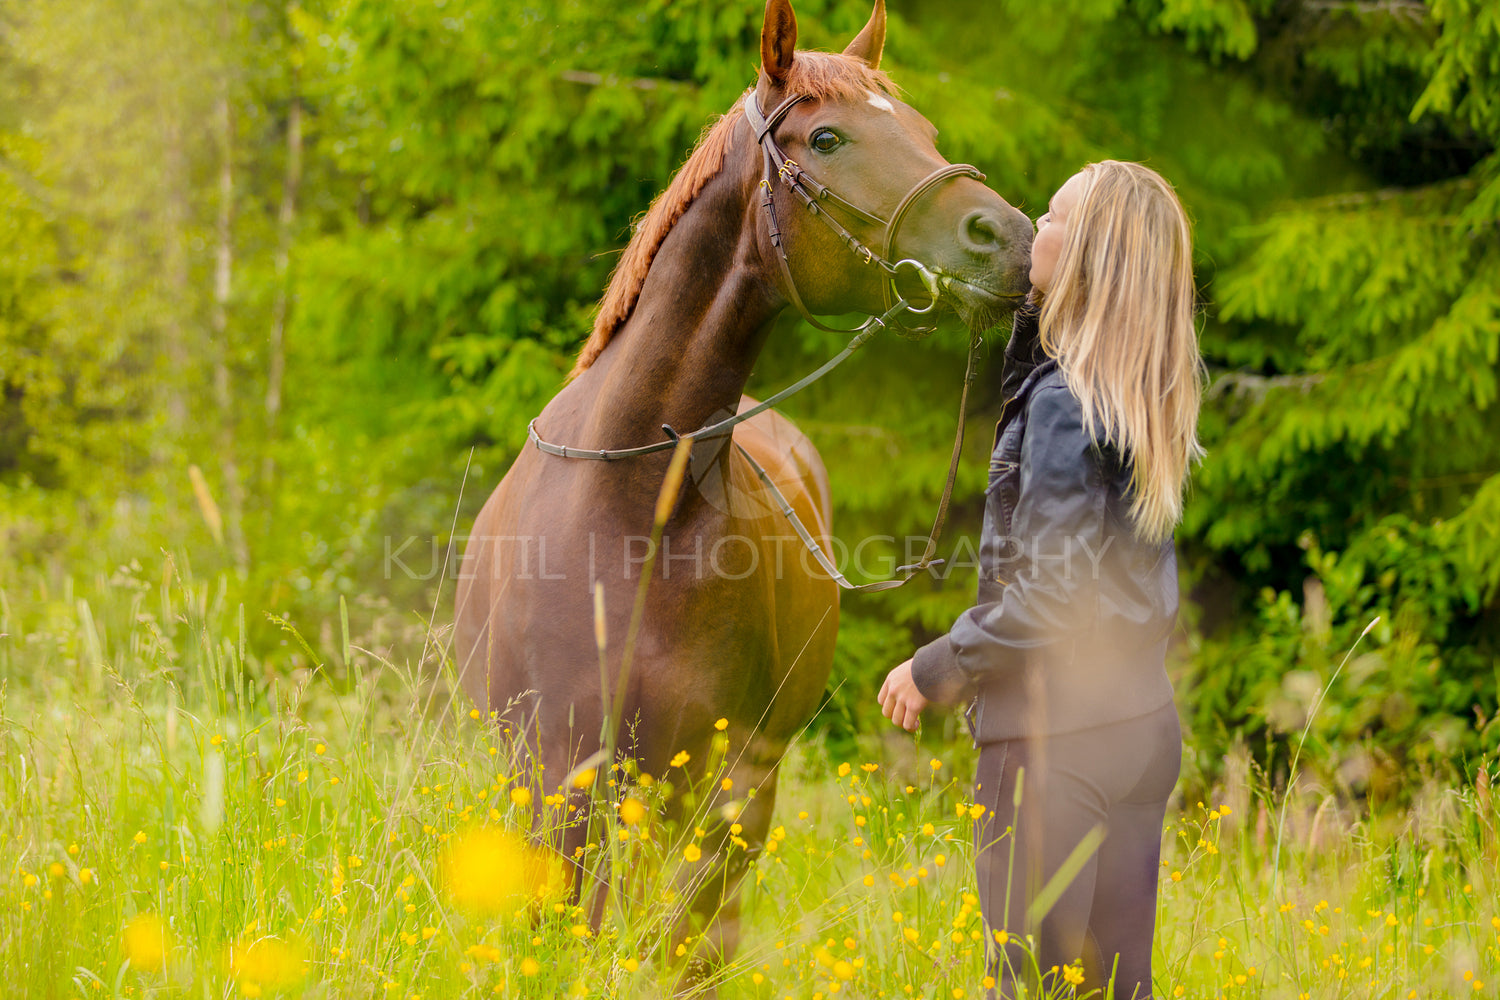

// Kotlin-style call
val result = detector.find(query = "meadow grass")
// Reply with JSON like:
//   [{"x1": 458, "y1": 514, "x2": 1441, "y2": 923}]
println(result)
[{"x1": 1, "y1": 560, "x2": 1496, "y2": 999}]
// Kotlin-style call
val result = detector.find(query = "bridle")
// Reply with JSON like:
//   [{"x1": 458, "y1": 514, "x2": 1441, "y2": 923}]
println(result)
[
  {"x1": 743, "y1": 89, "x2": 986, "y2": 337},
  {"x1": 526, "y1": 87, "x2": 994, "y2": 592}
]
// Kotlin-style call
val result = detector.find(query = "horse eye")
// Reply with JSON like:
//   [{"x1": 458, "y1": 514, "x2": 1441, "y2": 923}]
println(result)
[{"x1": 810, "y1": 129, "x2": 842, "y2": 153}]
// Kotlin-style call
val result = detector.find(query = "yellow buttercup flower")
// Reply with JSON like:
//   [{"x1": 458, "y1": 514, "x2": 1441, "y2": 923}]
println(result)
[
  {"x1": 226, "y1": 934, "x2": 307, "y2": 991},
  {"x1": 439, "y1": 827, "x2": 560, "y2": 917},
  {"x1": 618, "y1": 798, "x2": 647, "y2": 825},
  {"x1": 122, "y1": 912, "x2": 172, "y2": 973},
  {"x1": 714, "y1": 718, "x2": 728, "y2": 731},
  {"x1": 683, "y1": 844, "x2": 702, "y2": 863},
  {"x1": 465, "y1": 943, "x2": 502, "y2": 964}
]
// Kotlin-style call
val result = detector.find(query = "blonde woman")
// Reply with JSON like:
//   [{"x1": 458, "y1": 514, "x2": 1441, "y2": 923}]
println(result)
[{"x1": 878, "y1": 161, "x2": 1205, "y2": 999}]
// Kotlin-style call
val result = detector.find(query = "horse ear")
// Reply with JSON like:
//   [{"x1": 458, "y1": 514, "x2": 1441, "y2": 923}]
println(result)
[
  {"x1": 843, "y1": 0, "x2": 886, "y2": 69},
  {"x1": 761, "y1": 0, "x2": 797, "y2": 86}
]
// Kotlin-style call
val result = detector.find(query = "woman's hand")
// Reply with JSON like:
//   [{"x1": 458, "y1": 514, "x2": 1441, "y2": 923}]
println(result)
[{"x1": 878, "y1": 658, "x2": 930, "y2": 732}]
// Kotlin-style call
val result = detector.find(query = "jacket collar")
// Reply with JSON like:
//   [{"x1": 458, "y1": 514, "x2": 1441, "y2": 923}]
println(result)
[
  {"x1": 994, "y1": 356, "x2": 1060, "y2": 446},
  {"x1": 1011, "y1": 355, "x2": 1060, "y2": 401}
]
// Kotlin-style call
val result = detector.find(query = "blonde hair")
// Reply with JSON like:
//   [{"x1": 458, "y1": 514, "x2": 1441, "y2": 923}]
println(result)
[{"x1": 1038, "y1": 160, "x2": 1206, "y2": 543}]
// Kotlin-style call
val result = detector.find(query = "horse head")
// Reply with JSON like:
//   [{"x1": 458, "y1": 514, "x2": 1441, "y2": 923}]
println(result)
[{"x1": 753, "y1": 0, "x2": 1033, "y2": 335}]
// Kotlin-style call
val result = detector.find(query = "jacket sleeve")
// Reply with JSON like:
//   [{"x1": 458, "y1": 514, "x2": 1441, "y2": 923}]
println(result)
[{"x1": 911, "y1": 383, "x2": 1107, "y2": 704}]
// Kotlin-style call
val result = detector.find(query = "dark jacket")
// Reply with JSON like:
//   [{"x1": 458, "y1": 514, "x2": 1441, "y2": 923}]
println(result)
[{"x1": 910, "y1": 306, "x2": 1179, "y2": 742}]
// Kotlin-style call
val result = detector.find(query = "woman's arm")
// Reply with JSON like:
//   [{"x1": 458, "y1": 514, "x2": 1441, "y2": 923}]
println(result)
[{"x1": 909, "y1": 382, "x2": 1108, "y2": 704}]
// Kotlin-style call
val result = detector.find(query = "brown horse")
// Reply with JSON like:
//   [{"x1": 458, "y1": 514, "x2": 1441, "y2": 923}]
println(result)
[{"x1": 455, "y1": 0, "x2": 1031, "y2": 985}]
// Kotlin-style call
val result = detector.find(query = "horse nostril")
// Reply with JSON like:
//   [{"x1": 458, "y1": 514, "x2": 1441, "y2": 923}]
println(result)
[{"x1": 960, "y1": 210, "x2": 1002, "y2": 252}]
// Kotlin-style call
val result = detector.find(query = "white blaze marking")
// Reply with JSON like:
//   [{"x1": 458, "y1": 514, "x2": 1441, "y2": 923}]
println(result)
[{"x1": 866, "y1": 90, "x2": 895, "y2": 113}]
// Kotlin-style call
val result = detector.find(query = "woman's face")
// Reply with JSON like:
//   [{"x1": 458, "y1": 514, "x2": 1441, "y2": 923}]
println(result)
[{"x1": 1029, "y1": 172, "x2": 1086, "y2": 294}]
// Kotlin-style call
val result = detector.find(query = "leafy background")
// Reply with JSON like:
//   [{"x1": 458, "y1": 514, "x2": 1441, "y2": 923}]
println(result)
[{"x1": 2, "y1": 0, "x2": 1497, "y2": 799}]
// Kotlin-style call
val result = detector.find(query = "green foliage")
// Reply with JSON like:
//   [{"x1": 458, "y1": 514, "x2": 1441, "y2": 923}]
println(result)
[
  {"x1": 1177, "y1": 0, "x2": 1498, "y2": 794},
  {"x1": 1184, "y1": 520, "x2": 1497, "y2": 798}
]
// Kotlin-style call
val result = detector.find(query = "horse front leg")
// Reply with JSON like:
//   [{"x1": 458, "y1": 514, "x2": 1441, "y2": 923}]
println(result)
[{"x1": 667, "y1": 755, "x2": 780, "y2": 998}]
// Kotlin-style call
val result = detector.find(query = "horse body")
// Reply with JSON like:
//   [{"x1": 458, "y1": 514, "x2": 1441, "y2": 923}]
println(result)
[{"x1": 455, "y1": 0, "x2": 1032, "y2": 983}]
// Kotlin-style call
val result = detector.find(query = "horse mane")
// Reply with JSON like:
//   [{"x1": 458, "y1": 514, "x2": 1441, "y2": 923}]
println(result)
[{"x1": 568, "y1": 51, "x2": 897, "y2": 379}]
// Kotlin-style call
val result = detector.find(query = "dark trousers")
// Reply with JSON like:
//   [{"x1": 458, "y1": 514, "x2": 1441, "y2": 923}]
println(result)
[{"x1": 972, "y1": 701, "x2": 1181, "y2": 1000}]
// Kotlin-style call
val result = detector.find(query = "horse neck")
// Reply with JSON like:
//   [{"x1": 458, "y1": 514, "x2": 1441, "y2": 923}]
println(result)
[{"x1": 579, "y1": 148, "x2": 780, "y2": 450}]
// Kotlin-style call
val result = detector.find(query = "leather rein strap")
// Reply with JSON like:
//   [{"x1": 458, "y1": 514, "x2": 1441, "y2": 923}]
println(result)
[
  {"x1": 527, "y1": 88, "x2": 991, "y2": 592},
  {"x1": 735, "y1": 327, "x2": 983, "y2": 593}
]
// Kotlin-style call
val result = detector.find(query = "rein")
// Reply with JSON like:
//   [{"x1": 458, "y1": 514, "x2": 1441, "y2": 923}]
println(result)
[{"x1": 527, "y1": 88, "x2": 992, "y2": 592}]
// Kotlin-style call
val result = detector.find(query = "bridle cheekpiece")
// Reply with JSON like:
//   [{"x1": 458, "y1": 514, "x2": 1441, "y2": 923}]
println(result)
[{"x1": 742, "y1": 89, "x2": 985, "y2": 338}]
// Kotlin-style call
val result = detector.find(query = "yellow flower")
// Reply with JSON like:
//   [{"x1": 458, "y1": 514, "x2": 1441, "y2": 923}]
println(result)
[
  {"x1": 314, "y1": 743, "x2": 326, "y2": 755},
  {"x1": 519, "y1": 957, "x2": 540, "y2": 976},
  {"x1": 571, "y1": 769, "x2": 596, "y2": 789},
  {"x1": 210, "y1": 734, "x2": 225, "y2": 747},
  {"x1": 929, "y1": 759, "x2": 943, "y2": 771},
  {"x1": 833, "y1": 960, "x2": 855, "y2": 981},
  {"x1": 439, "y1": 827, "x2": 559, "y2": 916},
  {"x1": 227, "y1": 934, "x2": 307, "y2": 991},
  {"x1": 683, "y1": 844, "x2": 702, "y2": 863},
  {"x1": 714, "y1": 718, "x2": 729, "y2": 731},
  {"x1": 79, "y1": 868, "x2": 95, "y2": 885},
  {"x1": 510, "y1": 787, "x2": 532, "y2": 808},
  {"x1": 465, "y1": 943, "x2": 501, "y2": 964},
  {"x1": 132, "y1": 832, "x2": 148, "y2": 845},
  {"x1": 421, "y1": 927, "x2": 437, "y2": 941},
  {"x1": 968, "y1": 804, "x2": 986, "y2": 820},
  {"x1": 48, "y1": 863, "x2": 65, "y2": 878},
  {"x1": 670, "y1": 751, "x2": 690, "y2": 768},
  {"x1": 837, "y1": 763, "x2": 852, "y2": 778},
  {"x1": 618, "y1": 798, "x2": 646, "y2": 825},
  {"x1": 721, "y1": 778, "x2": 733, "y2": 791},
  {"x1": 122, "y1": 913, "x2": 172, "y2": 973},
  {"x1": 1062, "y1": 965, "x2": 1085, "y2": 986}
]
